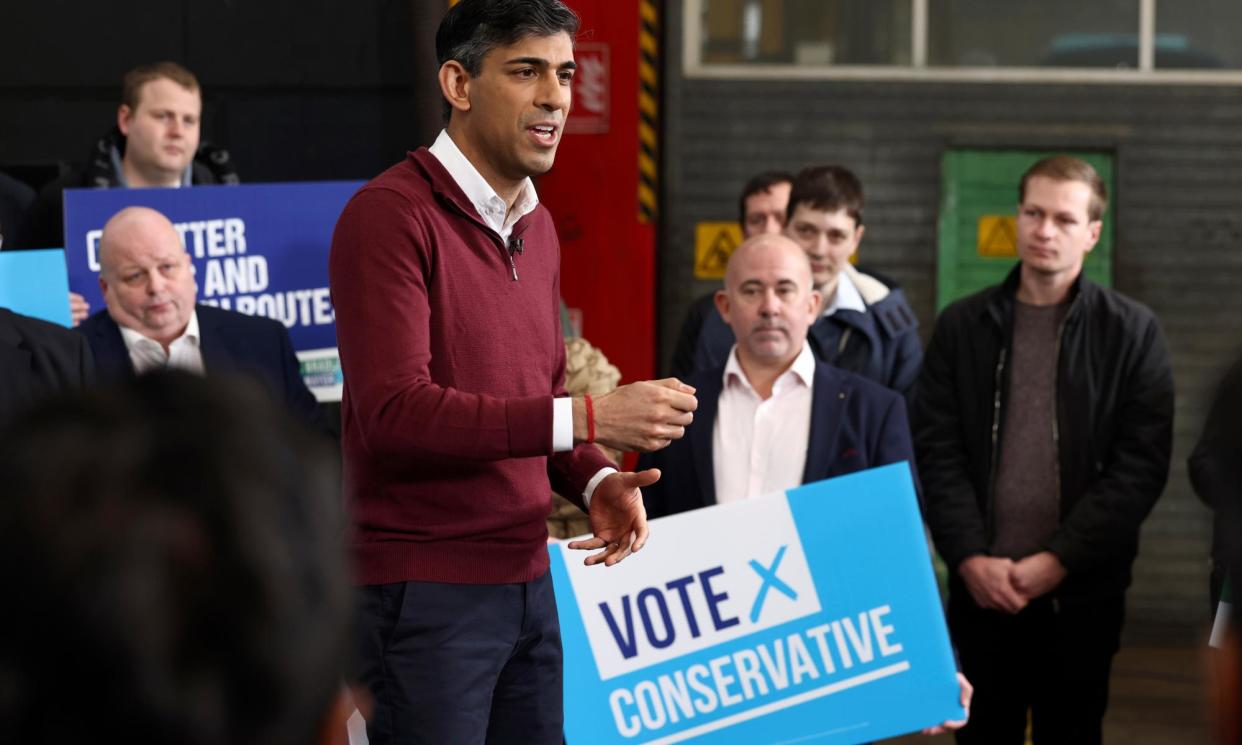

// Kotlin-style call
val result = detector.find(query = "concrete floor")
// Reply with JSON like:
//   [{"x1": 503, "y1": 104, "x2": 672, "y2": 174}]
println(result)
[
  {"x1": 884, "y1": 644, "x2": 1214, "y2": 745},
  {"x1": 344, "y1": 644, "x2": 1217, "y2": 745}
]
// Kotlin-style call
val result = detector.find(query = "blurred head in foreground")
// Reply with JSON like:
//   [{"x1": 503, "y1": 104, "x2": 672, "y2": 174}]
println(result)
[{"x1": 0, "y1": 371, "x2": 352, "y2": 745}]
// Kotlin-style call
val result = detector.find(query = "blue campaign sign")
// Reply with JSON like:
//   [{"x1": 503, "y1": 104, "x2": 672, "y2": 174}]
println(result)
[
  {"x1": 63, "y1": 181, "x2": 363, "y2": 400},
  {"x1": 550, "y1": 463, "x2": 962, "y2": 744},
  {"x1": 0, "y1": 249, "x2": 72, "y2": 327}
]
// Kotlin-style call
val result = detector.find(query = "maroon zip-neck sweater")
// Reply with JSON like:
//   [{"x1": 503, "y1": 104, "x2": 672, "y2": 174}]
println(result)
[{"x1": 329, "y1": 149, "x2": 612, "y2": 585}]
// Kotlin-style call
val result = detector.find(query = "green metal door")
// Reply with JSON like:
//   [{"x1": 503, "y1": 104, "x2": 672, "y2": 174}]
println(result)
[{"x1": 936, "y1": 149, "x2": 1115, "y2": 312}]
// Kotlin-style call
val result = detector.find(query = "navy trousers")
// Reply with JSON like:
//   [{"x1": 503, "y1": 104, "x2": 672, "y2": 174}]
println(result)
[
  {"x1": 355, "y1": 571, "x2": 564, "y2": 745},
  {"x1": 948, "y1": 579, "x2": 1125, "y2": 745}
]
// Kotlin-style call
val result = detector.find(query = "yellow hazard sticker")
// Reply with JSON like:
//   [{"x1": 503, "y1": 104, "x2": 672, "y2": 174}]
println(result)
[
  {"x1": 977, "y1": 215, "x2": 1017, "y2": 257},
  {"x1": 694, "y1": 222, "x2": 742, "y2": 279}
]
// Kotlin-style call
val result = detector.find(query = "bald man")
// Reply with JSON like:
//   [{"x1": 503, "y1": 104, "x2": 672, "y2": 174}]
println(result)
[
  {"x1": 77, "y1": 206, "x2": 322, "y2": 428},
  {"x1": 640, "y1": 234, "x2": 972, "y2": 735},
  {"x1": 640, "y1": 234, "x2": 916, "y2": 516}
]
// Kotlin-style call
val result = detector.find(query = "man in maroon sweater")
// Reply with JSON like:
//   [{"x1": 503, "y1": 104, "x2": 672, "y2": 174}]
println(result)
[{"x1": 328, "y1": 1, "x2": 697, "y2": 743}]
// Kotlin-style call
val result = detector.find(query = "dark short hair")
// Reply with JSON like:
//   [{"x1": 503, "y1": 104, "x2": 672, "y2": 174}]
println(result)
[
  {"x1": 121, "y1": 61, "x2": 200, "y2": 110},
  {"x1": 435, "y1": 0, "x2": 580, "y2": 121},
  {"x1": 738, "y1": 171, "x2": 794, "y2": 228},
  {"x1": 1019, "y1": 155, "x2": 1108, "y2": 221},
  {"x1": 786, "y1": 165, "x2": 865, "y2": 227},
  {"x1": 0, "y1": 372, "x2": 350, "y2": 745}
]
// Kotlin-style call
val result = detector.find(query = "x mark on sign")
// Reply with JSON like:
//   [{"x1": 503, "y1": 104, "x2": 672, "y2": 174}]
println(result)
[{"x1": 748, "y1": 545, "x2": 798, "y2": 623}]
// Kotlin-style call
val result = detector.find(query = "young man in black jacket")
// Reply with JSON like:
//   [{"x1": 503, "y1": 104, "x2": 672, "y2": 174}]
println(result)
[
  {"x1": 20, "y1": 61, "x2": 238, "y2": 253},
  {"x1": 16, "y1": 61, "x2": 238, "y2": 324},
  {"x1": 675, "y1": 166, "x2": 923, "y2": 398},
  {"x1": 914, "y1": 155, "x2": 1174, "y2": 744}
]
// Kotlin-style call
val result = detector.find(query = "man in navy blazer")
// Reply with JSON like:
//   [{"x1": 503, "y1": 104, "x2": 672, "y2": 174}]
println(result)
[
  {"x1": 640, "y1": 234, "x2": 970, "y2": 735},
  {"x1": 642, "y1": 233, "x2": 915, "y2": 518},
  {"x1": 76, "y1": 206, "x2": 323, "y2": 430},
  {"x1": 1, "y1": 307, "x2": 95, "y2": 426}
]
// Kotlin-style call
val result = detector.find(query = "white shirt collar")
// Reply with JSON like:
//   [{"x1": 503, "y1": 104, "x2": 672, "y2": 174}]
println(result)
[
  {"x1": 722, "y1": 340, "x2": 816, "y2": 395},
  {"x1": 118, "y1": 310, "x2": 201, "y2": 374},
  {"x1": 428, "y1": 129, "x2": 539, "y2": 239},
  {"x1": 823, "y1": 268, "x2": 866, "y2": 316},
  {"x1": 118, "y1": 310, "x2": 199, "y2": 349}
]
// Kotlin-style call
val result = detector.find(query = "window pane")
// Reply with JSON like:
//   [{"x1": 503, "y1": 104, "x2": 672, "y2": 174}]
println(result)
[
  {"x1": 700, "y1": 0, "x2": 911, "y2": 66},
  {"x1": 928, "y1": 0, "x2": 1140, "y2": 68},
  {"x1": 1156, "y1": 0, "x2": 1242, "y2": 69}
]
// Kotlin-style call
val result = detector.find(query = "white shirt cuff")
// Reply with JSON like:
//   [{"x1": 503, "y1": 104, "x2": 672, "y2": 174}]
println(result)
[
  {"x1": 552, "y1": 396, "x2": 574, "y2": 452},
  {"x1": 583, "y1": 467, "x2": 617, "y2": 509}
]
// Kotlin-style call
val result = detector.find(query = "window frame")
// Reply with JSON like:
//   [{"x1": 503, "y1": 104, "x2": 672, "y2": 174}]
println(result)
[{"x1": 684, "y1": 0, "x2": 1242, "y2": 85}]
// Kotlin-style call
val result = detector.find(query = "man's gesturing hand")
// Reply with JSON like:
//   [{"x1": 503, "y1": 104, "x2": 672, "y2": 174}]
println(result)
[
  {"x1": 958, "y1": 556, "x2": 1028, "y2": 614},
  {"x1": 576, "y1": 379, "x2": 697, "y2": 453},
  {"x1": 567, "y1": 469, "x2": 658, "y2": 567}
]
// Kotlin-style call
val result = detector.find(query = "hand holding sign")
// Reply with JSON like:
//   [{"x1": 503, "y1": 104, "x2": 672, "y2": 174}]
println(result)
[
  {"x1": 69, "y1": 292, "x2": 90, "y2": 326},
  {"x1": 567, "y1": 469, "x2": 656, "y2": 567},
  {"x1": 551, "y1": 465, "x2": 966, "y2": 744},
  {"x1": 921, "y1": 673, "x2": 973, "y2": 735}
]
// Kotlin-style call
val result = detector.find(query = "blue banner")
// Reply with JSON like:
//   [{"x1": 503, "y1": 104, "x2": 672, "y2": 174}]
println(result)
[
  {"x1": 0, "y1": 249, "x2": 72, "y2": 327},
  {"x1": 63, "y1": 181, "x2": 362, "y2": 400},
  {"x1": 550, "y1": 463, "x2": 962, "y2": 744}
]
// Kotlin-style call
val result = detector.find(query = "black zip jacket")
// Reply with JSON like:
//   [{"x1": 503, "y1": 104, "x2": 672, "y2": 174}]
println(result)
[
  {"x1": 913, "y1": 266, "x2": 1173, "y2": 597},
  {"x1": 15, "y1": 127, "x2": 238, "y2": 250}
]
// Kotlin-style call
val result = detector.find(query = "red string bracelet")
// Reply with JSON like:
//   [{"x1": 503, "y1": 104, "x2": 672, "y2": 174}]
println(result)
[{"x1": 584, "y1": 394, "x2": 596, "y2": 444}]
